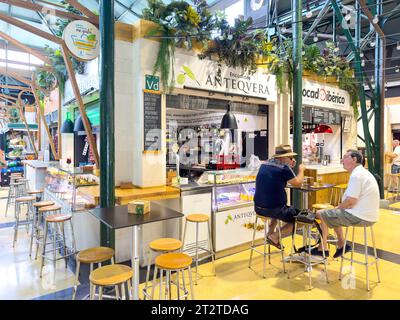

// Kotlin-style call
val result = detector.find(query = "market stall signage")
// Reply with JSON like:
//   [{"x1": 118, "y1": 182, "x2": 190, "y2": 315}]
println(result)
[
  {"x1": 145, "y1": 75, "x2": 160, "y2": 92},
  {"x1": 143, "y1": 90, "x2": 162, "y2": 152},
  {"x1": 313, "y1": 108, "x2": 341, "y2": 125},
  {"x1": 302, "y1": 79, "x2": 351, "y2": 112},
  {"x1": 63, "y1": 20, "x2": 100, "y2": 61},
  {"x1": 173, "y1": 52, "x2": 277, "y2": 102}
]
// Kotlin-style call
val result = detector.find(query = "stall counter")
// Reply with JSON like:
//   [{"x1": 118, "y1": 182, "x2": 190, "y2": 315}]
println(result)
[
  {"x1": 305, "y1": 164, "x2": 350, "y2": 208},
  {"x1": 22, "y1": 160, "x2": 51, "y2": 190}
]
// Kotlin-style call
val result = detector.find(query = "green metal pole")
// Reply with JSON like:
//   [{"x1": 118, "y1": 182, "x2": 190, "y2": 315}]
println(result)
[
  {"x1": 330, "y1": 0, "x2": 374, "y2": 177},
  {"x1": 99, "y1": 0, "x2": 115, "y2": 247},
  {"x1": 373, "y1": 0, "x2": 384, "y2": 198},
  {"x1": 292, "y1": 0, "x2": 303, "y2": 209}
]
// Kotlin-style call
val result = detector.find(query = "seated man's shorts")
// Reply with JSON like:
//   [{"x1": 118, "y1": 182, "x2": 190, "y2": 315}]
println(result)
[
  {"x1": 319, "y1": 208, "x2": 375, "y2": 228},
  {"x1": 254, "y1": 205, "x2": 299, "y2": 223}
]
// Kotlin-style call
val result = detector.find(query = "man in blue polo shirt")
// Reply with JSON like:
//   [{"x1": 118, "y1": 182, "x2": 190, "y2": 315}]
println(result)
[{"x1": 254, "y1": 144, "x2": 305, "y2": 248}]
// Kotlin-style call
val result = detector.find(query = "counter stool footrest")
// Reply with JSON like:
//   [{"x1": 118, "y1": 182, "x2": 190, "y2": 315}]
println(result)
[{"x1": 341, "y1": 256, "x2": 379, "y2": 267}]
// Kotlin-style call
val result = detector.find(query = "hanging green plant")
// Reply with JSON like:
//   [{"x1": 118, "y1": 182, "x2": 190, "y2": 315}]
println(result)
[{"x1": 142, "y1": 0, "x2": 216, "y2": 92}]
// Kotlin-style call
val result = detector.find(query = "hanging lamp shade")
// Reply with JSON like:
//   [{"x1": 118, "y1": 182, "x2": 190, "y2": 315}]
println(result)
[
  {"x1": 61, "y1": 118, "x2": 74, "y2": 133},
  {"x1": 220, "y1": 103, "x2": 238, "y2": 129},
  {"x1": 314, "y1": 124, "x2": 333, "y2": 134},
  {"x1": 74, "y1": 115, "x2": 91, "y2": 132}
]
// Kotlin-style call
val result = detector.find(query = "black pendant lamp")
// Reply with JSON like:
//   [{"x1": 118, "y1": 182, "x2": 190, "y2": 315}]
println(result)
[
  {"x1": 61, "y1": 113, "x2": 74, "y2": 133},
  {"x1": 74, "y1": 115, "x2": 91, "y2": 132},
  {"x1": 220, "y1": 103, "x2": 238, "y2": 129}
]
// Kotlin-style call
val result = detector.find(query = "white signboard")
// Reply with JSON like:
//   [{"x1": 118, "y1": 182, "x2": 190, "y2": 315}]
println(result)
[
  {"x1": 215, "y1": 205, "x2": 263, "y2": 252},
  {"x1": 173, "y1": 52, "x2": 277, "y2": 102},
  {"x1": 63, "y1": 20, "x2": 100, "y2": 61},
  {"x1": 302, "y1": 79, "x2": 351, "y2": 112}
]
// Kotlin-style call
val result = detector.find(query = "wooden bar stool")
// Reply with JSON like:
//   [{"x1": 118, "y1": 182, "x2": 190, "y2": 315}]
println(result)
[
  {"x1": 248, "y1": 214, "x2": 286, "y2": 278},
  {"x1": 5, "y1": 181, "x2": 24, "y2": 217},
  {"x1": 182, "y1": 213, "x2": 215, "y2": 285},
  {"x1": 339, "y1": 224, "x2": 380, "y2": 291},
  {"x1": 27, "y1": 189, "x2": 44, "y2": 202},
  {"x1": 30, "y1": 201, "x2": 55, "y2": 258},
  {"x1": 10, "y1": 173, "x2": 22, "y2": 184},
  {"x1": 143, "y1": 238, "x2": 182, "y2": 300},
  {"x1": 151, "y1": 253, "x2": 195, "y2": 300},
  {"x1": 16, "y1": 178, "x2": 29, "y2": 194},
  {"x1": 40, "y1": 208, "x2": 77, "y2": 279},
  {"x1": 89, "y1": 264, "x2": 133, "y2": 300},
  {"x1": 72, "y1": 247, "x2": 116, "y2": 300},
  {"x1": 330, "y1": 184, "x2": 348, "y2": 206},
  {"x1": 13, "y1": 196, "x2": 35, "y2": 247}
]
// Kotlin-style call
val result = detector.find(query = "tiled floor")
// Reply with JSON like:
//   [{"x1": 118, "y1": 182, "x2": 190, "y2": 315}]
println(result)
[{"x1": 0, "y1": 189, "x2": 399, "y2": 300}]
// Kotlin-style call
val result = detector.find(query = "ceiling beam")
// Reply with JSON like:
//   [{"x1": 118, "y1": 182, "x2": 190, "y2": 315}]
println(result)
[
  {"x1": 0, "y1": 0, "x2": 98, "y2": 26},
  {"x1": 66, "y1": 0, "x2": 98, "y2": 20}
]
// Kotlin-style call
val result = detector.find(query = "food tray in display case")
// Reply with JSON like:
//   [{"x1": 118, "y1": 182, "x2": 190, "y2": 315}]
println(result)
[
  {"x1": 197, "y1": 168, "x2": 258, "y2": 212},
  {"x1": 45, "y1": 165, "x2": 99, "y2": 211}
]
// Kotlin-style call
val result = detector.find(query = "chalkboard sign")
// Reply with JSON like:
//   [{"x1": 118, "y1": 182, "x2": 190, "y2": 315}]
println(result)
[
  {"x1": 143, "y1": 91, "x2": 162, "y2": 152},
  {"x1": 302, "y1": 106, "x2": 313, "y2": 123},
  {"x1": 313, "y1": 108, "x2": 329, "y2": 124}
]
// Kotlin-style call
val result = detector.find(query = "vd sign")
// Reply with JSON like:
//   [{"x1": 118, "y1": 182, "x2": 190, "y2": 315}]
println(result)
[{"x1": 145, "y1": 75, "x2": 160, "y2": 92}]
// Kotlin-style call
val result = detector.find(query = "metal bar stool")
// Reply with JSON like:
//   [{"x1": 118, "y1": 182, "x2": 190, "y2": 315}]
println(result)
[
  {"x1": 27, "y1": 189, "x2": 44, "y2": 202},
  {"x1": 40, "y1": 208, "x2": 77, "y2": 279},
  {"x1": 248, "y1": 214, "x2": 286, "y2": 278},
  {"x1": 143, "y1": 238, "x2": 183, "y2": 300},
  {"x1": 182, "y1": 214, "x2": 215, "y2": 285},
  {"x1": 89, "y1": 264, "x2": 133, "y2": 300},
  {"x1": 151, "y1": 253, "x2": 195, "y2": 300},
  {"x1": 386, "y1": 174, "x2": 400, "y2": 200},
  {"x1": 30, "y1": 201, "x2": 55, "y2": 258},
  {"x1": 72, "y1": 247, "x2": 116, "y2": 300},
  {"x1": 5, "y1": 181, "x2": 24, "y2": 217},
  {"x1": 13, "y1": 195, "x2": 35, "y2": 247},
  {"x1": 339, "y1": 224, "x2": 380, "y2": 291},
  {"x1": 287, "y1": 220, "x2": 329, "y2": 290},
  {"x1": 16, "y1": 178, "x2": 30, "y2": 194}
]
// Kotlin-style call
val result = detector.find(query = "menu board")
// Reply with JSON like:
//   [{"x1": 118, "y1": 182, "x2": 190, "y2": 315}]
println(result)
[
  {"x1": 313, "y1": 108, "x2": 341, "y2": 125},
  {"x1": 328, "y1": 110, "x2": 341, "y2": 125},
  {"x1": 302, "y1": 106, "x2": 313, "y2": 123},
  {"x1": 143, "y1": 91, "x2": 162, "y2": 152}
]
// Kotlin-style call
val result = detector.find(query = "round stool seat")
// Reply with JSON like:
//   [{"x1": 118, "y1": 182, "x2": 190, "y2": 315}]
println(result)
[
  {"x1": 149, "y1": 238, "x2": 182, "y2": 252},
  {"x1": 334, "y1": 184, "x2": 348, "y2": 189},
  {"x1": 312, "y1": 203, "x2": 335, "y2": 210},
  {"x1": 16, "y1": 196, "x2": 36, "y2": 202},
  {"x1": 89, "y1": 264, "x2": 133, "y2": 286},
  {"x1": 45, "y1": 213, "x2": 72, "y2": 223},
  {"x1": 39, "y1": 205, "x2": 62, "y2": 213},
  {"x1": 33, "y1": 201, "x2": 55, "y2": 208},
  {"x1": 28, "y1": 190, "x2": 44, "y2": 195},
  {"x1": 155, "y1": 253, "x2": 192, "y2": 270},
  {"x1": 77, "y1": 247, "x2": 115, "y2": 264},
  {"x1": 16, "y1": 178, "x2": 29, "y2": 182},
  {"x1": 186, "y1": 214, "x2": 209, "y2": 223},
  {"x1": 10, "y1": 182, "x2": 24, "y2": 186},
  {"x1": 256, "y1": 214, "x2": 270, "y2": 221}
]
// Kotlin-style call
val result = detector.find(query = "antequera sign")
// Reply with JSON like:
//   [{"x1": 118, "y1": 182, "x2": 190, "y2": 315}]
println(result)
[{"x1": 173, "y1": 52, "x2": 277, "y2": 102}]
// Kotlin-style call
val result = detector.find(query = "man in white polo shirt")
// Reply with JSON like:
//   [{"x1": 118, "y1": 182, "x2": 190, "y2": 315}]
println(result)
[{"x1": 313, "y1": 150, "x2": 380, "y2": 258}]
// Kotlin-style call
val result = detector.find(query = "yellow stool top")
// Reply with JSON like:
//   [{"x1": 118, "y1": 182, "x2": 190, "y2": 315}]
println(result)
[
  {"x1": 33, "y1": 201, "x2": 55, "y2": 208},
  {"x1": 45, "y1": 213, "x2": 72, "y2": 223},
  {"x1": 155, "y1": 253, "x2": 192, "y2": 270},
  {"x1": 89, "y1": 264, "x2": 133, "y2": 286},
  {"x1": 312, "y1": 203, "x2": 335, "y2": 210},
  {"x1": 389, "y1": 202, "x2": 400, "y2": 210},
  {"x1": 28, "y1": 190, "x2": 44, "y2": 195},
  {"x1": 16, "y1": 196, "x2": 35, "y2": 202},
  {"x1": 186, "y1": 214, "x2": 209, "y2": 223},
  {"x1": 149, "y1": 238, "x2": 182, "y2": 252},
  {"x1": 256, "y1": 214, "x2": 270, "y2": 221},
  {"x1": 334, "y1": 184, "x2": 348, "y2": 189},
  {"x1": 77, "y1": 247, "x2": 115, "y2": 264},
  {"x1": 39, "y1": 205, "x2": 62, "y2": 212}
]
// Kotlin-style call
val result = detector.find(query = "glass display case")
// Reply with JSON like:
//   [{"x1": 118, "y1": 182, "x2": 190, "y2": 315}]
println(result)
[
  {"x1": 197, "y1": 168, "x2": 258, "y2": 212},
  {"x1": 45, "y1": 164, "x2": 99, "y2": 211}
]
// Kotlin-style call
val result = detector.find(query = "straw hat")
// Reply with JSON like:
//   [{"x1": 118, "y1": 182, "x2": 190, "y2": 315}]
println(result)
[{"x1": 272, "y1": 144, "x2": 298, "y2": 158}]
